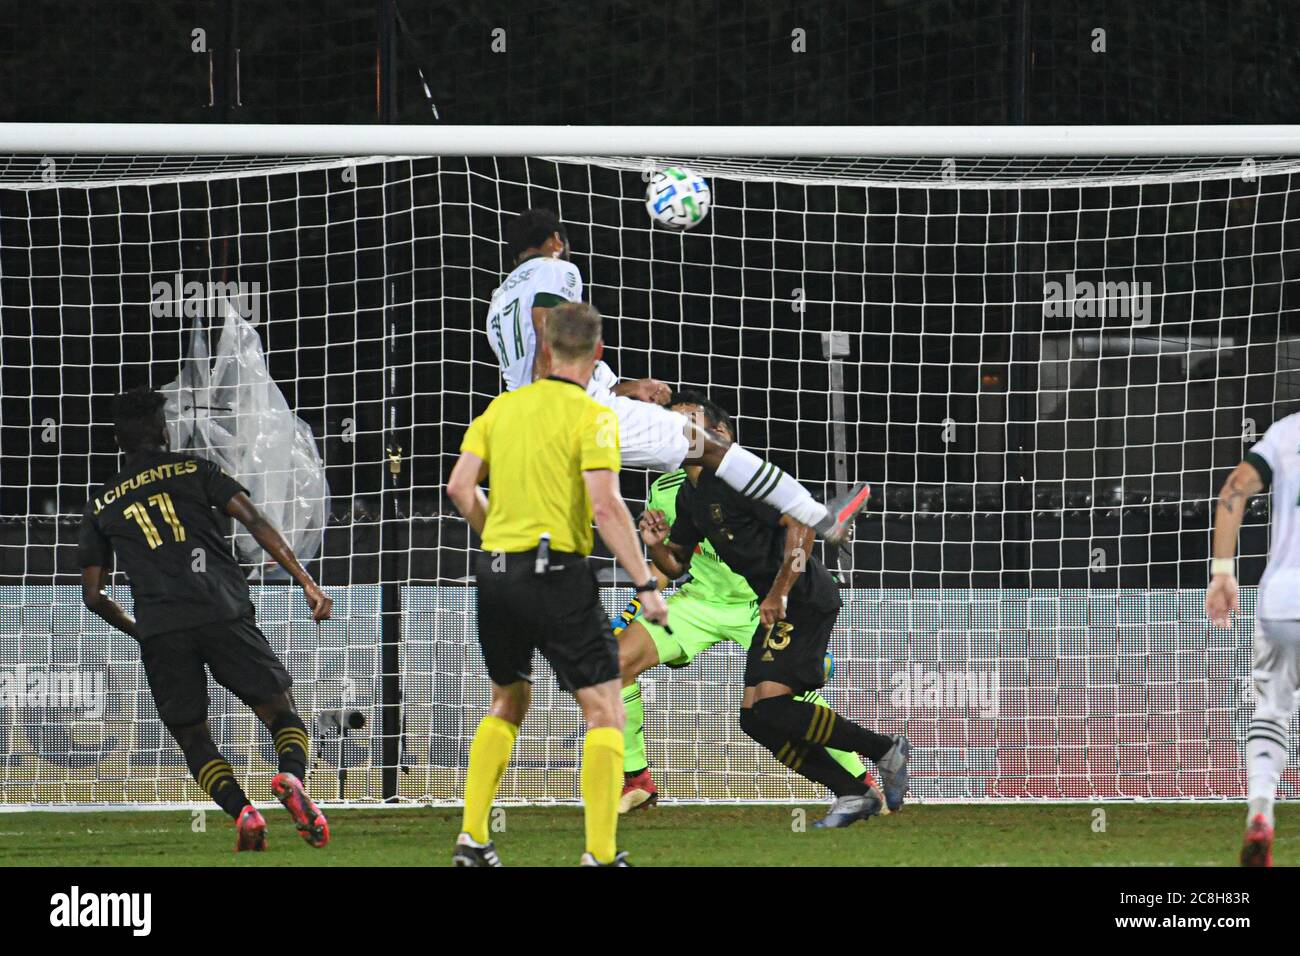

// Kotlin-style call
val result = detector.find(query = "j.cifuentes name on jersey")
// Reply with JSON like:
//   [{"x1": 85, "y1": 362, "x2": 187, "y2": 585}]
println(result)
[{"x1": 93, "y1": 460, "x2": 200, "y2": 513}]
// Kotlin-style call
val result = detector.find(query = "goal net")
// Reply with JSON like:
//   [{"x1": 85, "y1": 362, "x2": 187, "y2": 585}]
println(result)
[{"x1": 2, "y1": 144, "x2": 1298, "y2": 807}]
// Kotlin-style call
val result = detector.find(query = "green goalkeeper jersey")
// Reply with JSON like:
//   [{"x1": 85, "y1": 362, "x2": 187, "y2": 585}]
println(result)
[{"x1": 647, "y1": 470, "x2": 757, "y2": 606}]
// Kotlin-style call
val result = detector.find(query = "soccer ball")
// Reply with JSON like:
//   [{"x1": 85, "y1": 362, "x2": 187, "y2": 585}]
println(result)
[{"x1": 645, "y1": 167, "x2": 711, "y2": 230}]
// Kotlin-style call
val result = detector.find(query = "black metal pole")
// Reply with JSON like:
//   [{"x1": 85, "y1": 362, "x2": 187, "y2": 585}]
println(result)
[{"x1": 377, "y1": 0, "x2": 403, "y2": 803}]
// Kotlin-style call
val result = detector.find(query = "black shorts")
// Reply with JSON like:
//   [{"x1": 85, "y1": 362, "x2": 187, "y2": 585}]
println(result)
[
  {"x1": 743, "y1": 599, "x2": 842, "y2": 695},
  {"x1": 137, "y1": 614, "x2": 293, "y2": 727},
  {"x1": 475, "y1": 550, "x2": 619, "y2": 694}
]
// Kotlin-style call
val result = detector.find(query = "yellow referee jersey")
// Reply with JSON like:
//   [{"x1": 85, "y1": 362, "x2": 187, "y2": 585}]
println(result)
[{"x1": 460, "y1": 377, "x2": 621, "y2": 555}]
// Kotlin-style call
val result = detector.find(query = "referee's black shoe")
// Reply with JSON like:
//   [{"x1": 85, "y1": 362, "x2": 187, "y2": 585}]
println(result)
[
  {"x1": 580, "y1": 850, "x2": 633, "y2": 867},
  {"x1": 452, "y1": 832, "x2": 503, "y2": 867}
]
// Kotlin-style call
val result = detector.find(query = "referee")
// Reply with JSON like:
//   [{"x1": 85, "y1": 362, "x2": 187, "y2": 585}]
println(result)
[{"x1": 446, "y1": 301, "x2": 669, "y2": 867}]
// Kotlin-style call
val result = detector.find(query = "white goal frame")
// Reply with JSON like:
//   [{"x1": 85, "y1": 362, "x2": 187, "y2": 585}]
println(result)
[{"x1": 3, "y1": 123, "x2": 1300, "y2": 157}]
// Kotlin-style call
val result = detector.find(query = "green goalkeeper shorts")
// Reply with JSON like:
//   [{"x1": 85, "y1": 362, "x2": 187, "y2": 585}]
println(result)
[{"x1": 639, "y1": 588, "x2": 760, "y2": 668}]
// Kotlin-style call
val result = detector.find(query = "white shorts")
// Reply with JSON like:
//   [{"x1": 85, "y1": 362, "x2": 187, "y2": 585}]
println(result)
[
  {"x1": 1252, "y1": 618, "x2": 1300, "y2": 724},
  {"x1": 588, "y1": 387, "x2": 691, "y2": 472}
]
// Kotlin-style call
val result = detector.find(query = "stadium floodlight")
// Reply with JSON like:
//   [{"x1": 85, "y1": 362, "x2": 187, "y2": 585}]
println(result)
[{"x1": 1, "y1": 125, "x2": 1296, "y2": 808}]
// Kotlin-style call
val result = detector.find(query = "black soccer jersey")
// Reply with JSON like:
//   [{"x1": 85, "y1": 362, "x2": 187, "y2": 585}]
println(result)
[
  {"x1": 668, "y1": 470, "x2": 842, "y2": 614},
  {"x1": 78, "y1": 451, "x2": 255, "y2": 637}
]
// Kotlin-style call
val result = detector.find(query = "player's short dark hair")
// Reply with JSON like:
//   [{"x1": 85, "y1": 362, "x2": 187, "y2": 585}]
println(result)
[
  {"x1": 112, "y1": 386, "x2": 167, "y2": 452},
  {"x1": 671, "y1": 389, "x2": 734, "y2": 438},
  {"x1": 505, "y1": 208, "x2": 567, "y2": 261}
]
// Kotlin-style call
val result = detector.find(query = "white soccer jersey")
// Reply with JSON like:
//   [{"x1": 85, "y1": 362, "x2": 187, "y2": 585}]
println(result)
[
  {"x1": 1249, "y1": 412, "x2": 1300, "y2": 619},
  {"x1": 485, "y1": 255, "x2": 583, "y2": 392},
  {"x1": 586, "y1": 359, "x2": 620, "y2": 401}
]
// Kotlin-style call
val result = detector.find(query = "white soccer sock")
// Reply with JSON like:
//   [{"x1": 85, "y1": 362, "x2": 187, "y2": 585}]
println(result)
[
  {"x1": 714, "y1": 443, "x2": 829, "y2": 529},
  {"x1": 1246, "y1": 716, "x2": 1287, "y2": 827}
]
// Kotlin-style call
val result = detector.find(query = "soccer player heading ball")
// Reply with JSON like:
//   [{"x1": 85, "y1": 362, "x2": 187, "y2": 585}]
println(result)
[
  {"x1": 484, "y1": 208, "x2": 872, "y2": 547},
  {"x1": 78, "y1": 387, "x2": 333, "y2": 852}
]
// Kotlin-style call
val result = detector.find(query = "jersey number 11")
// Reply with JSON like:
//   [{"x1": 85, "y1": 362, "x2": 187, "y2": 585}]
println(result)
[{"x1": 123, "y1": 493, "x2": 187, "y2": 549}]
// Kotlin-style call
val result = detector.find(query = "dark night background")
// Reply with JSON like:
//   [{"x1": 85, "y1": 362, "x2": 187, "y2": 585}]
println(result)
[{"x1": 2, "y1": 0, "x2": 1299, "y2": 590}]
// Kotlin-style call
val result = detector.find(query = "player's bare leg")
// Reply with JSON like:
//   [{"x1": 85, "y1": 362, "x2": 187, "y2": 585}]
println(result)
[
  {"x1": 616, "y1": 613, "x2": 661, "y2": 813},
  {"x1": 254, "y1": 693, "x2": 330, "y2": 848}
]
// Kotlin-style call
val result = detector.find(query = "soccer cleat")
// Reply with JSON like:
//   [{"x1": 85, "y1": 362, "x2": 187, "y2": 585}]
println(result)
[
  {"x1": 271, "y1": 772, "x2": 330, "y2": 848},
  {"x1": 234, "y1": 805, "x2": 267, "y2": 852},
  {"x1": 876, "y1": 735, "x2": 912, "y2": 812},
  {"x1": 813, "y1": 791, "x2": 884, "y2": 829},
  {"x1": 1241, "y1": 813, "x2": 1274, "y2": 868},
  {"x1": 863, "y1": 770, "x2": 890, "y2": 817},
  {"x1": 619, "y1": 768, "x2": 659, "y2": 814},
  {"x1": 452, "y1": 832, "x2": 502, "y2": 867},
  {"x1": 821, "y1": 483, "x2": 871, "y2": 551},
  {"x1": 580, "y1": 850, "x2": 633, "y2": 866}
]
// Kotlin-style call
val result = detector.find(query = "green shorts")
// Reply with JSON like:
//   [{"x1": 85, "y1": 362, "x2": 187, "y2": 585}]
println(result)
[{"x1": 638, "y1": 588, "x2": 759, "y2": 668}]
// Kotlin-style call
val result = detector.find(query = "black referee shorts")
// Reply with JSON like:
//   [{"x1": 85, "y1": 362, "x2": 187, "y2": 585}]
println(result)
[
  {"x1": 743, "y1": 599, "x2": 842, "y2": 695},
  {"x1": 137, "y1": 613, "x2": 293, "y2": 728},
  {"x1": 474, "y1": 549, "x2": 619, "y2": 694}
]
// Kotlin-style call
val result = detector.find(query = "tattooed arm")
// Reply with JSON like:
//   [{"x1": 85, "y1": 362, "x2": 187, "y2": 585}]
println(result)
[{"x1": 1206, "y1": 460, "x2": 1266, "y2": 628}]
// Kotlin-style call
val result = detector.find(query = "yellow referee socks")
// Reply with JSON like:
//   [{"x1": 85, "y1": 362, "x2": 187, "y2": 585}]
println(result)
[
  {"x1": 581, "y1": 726, "x2": 625, "y2": 864},
  {"x1": 461, "y1": 714, "x2": 519, "y2": 845}
]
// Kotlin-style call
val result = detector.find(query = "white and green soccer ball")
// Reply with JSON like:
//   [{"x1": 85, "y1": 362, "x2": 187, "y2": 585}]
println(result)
[{"x1": 644, "y1": 167, "x2": 711, "y2": 230}]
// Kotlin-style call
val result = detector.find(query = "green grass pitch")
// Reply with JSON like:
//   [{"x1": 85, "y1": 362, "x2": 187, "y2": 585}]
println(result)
[{"x1": 0, "y1": 803, "x2": 1281, "y2": 866}]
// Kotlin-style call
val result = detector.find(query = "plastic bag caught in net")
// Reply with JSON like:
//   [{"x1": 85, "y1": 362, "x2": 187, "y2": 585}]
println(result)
[{"x1": 161, "y1": 304, "x2": 328, "y2": 567}]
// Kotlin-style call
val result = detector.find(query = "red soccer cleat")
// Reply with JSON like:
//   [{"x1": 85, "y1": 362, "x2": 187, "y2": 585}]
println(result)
[
  {"x1": 271, "y1": 772, "x2": 330, "y2": 848},
  {"x1": 619, "y1": 768, "x2": 659, "y2": 814},
  {"x1": 235, "y1": 805, "x2": 267, "y2": 852},
  {"x1": 1241, "y1": 813, "x2": 1273, "y2": 867},
  {"x1": 823, "y1": 483, "x2": 871, "y2": 551}
]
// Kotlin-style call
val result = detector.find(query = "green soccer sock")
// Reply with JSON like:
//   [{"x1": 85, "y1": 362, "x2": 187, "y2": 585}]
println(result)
[
  {"x1": 796, "y1": 689, "x2": 867, "y2": 778},
  {"x1": 621, "y1": 683, "x2": 647, "y2": 775}
]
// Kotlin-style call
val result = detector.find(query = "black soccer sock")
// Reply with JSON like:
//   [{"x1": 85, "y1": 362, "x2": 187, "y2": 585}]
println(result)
[
  {"x1": 750, "y1": 694, "x2": 895, "y2": 763},
  {"x1": 269, "y1": 711, "x2": 310, "y2": 781},
  {"x1": 175, "y1": 728, "x2": 251, "y2": 820},
  {"x1": 739, "y1": 706, "x2": 867, "y2": 797}
]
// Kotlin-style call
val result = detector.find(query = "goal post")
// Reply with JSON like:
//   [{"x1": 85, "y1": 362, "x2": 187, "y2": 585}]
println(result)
[
  {"x1": 2, "y1": 127, "x2": 1297, "y2": 808},
  {"x1": 5, "y1": 123, "x2": 1300, "y2": 155}
]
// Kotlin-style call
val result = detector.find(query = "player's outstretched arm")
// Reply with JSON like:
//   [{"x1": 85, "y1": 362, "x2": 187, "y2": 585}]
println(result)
[
  {"x1": 1206, "y1": 459, "x2": 1264, "y2": 628},
  {"x1": 760, "y1": 515, "x2": 814, "y2": 627},
  {"x1": 81, "y1": 565, "x2": 140, "y2": 638},
  {"x1": 225, "y1": 492, "x2": 332, "y2": 622},
  {"x1": 585, "y1": 469, "x2": 670, "y2": 629}
]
